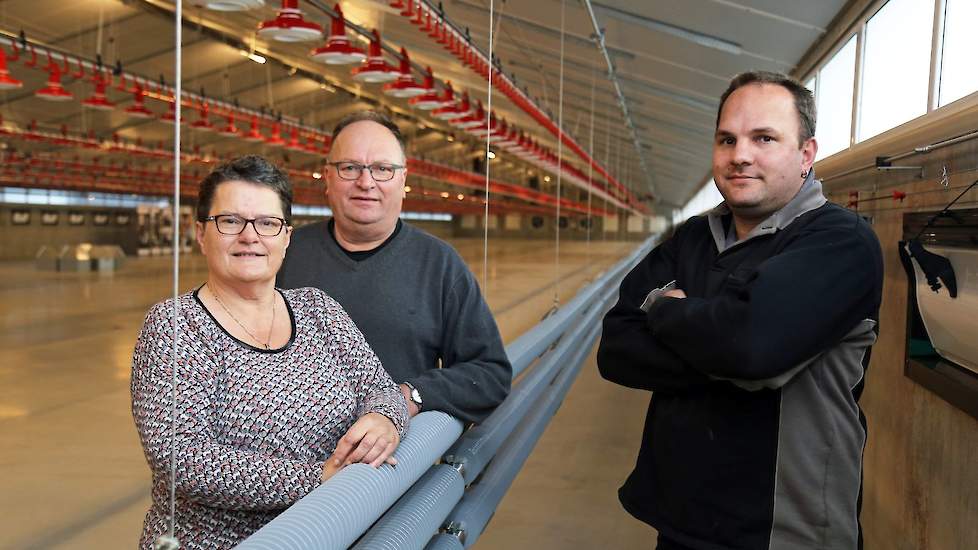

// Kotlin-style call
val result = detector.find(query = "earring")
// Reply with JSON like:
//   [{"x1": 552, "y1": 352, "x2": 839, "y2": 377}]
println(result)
[{"x1": 801, "y1": 169, "x2": 809, "y2": 178}]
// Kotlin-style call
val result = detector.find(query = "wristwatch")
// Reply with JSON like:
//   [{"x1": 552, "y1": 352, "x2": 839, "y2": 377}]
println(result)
[{"x1": 404, "y1": 381, "x2": 423, "y2": 411}]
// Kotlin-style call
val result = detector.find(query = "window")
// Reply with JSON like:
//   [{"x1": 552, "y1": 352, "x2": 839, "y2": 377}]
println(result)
[
  {"x1": 816, "y1": 36, "x2": 857, "y2": 160},
  {"x1": 938, "y1": 0, "x2": 978, "y2": 106},
  {"x1": 858, "y1": 0, "x2": 933, "y2": 141}
]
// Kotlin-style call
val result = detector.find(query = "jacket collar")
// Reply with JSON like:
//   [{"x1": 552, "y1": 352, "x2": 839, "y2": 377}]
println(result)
[{"x1": 707, "y1": 170, "x2": 826, "y2": 253}]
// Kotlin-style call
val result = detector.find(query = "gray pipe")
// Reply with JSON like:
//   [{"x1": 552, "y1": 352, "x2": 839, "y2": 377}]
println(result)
[
  {"x1": 424, "y1": 534, "x2": 464, "y2": 550},
  {"x1": 236, "y1": 412, "x2": 463, "y2": 550},
  {"x1": 438, "y1": 323, "x2": 605, "y2": 547},
  {"x1": 443, "y1": 288, "x2": 614, "y2": 485},
  {"x1": 352, "y1": 464, "x2": 465, "y2": 550}
]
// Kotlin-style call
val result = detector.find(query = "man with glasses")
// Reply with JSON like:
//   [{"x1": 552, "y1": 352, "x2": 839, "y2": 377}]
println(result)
[{"x1": 278, "y1": 111, "x2": 511, "y2": 448}]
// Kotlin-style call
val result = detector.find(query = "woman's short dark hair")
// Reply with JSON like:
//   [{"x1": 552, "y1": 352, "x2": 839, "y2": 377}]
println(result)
[
  {"x1": 717, "y1": 71, "x2": 816, "y2": 147},
  {"x1": 196, "y1": 155, "x2": 293, "y2": 223},
  {"x1": 330, "y1": 110, "x2": 407, "y2": 160}
]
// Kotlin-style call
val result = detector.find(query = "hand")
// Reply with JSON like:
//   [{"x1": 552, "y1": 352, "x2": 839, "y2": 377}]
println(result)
[
  {"x1": 321, "y1": 457, "x2": 342, "y2": 483},
  {"x1": 331, "y1": 412, "x2": 400, "y2": 469},
  {"x1": 663, "y1": 288, "x2": 687, "y2": 299},
  {"x1": 399, "y1": 383, "x2": 421, "y2": 417}
]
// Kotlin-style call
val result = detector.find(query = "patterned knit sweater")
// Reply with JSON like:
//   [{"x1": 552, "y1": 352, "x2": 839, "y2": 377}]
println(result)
[{"x1": 131, "y1": 286, "x2": 408, "y2": 550}]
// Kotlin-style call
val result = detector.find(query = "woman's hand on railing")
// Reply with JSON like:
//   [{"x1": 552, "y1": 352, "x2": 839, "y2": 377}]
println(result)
[{"x1": 329, "y1": 412, "x2": 401, "y2": 471}]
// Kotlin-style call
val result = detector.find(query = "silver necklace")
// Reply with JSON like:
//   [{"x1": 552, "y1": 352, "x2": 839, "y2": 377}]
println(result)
[{"x1": 208, "y1": 284, "x2": 276, "y2": 350}]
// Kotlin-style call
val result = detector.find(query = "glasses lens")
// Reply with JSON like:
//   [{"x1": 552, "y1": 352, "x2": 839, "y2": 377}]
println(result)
[
  {"x1": 254, "y1": 217, "x2": 284, "y2": 236},
  {"x1": 369, "y1": 164, "x2": 397, "y2": 182},
  {"x1": 215, "y1": 215, "x2": 245, "y2": 234},
  {"x1": 336, "y1": 162, "x2": 363, "y2": 181}
]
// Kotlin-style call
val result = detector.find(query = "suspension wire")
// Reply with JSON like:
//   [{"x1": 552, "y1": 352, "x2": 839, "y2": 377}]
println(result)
[
  {"x1": 602, "y1": 104, "x2": 611, "y2": 242},
  {"x1": 615, "y1": 131, "x2": 622, "y2": 238},
  {"x1": 163, "y1": 2, "x2": 183, "y2": 547},
  {"x1": 586, "y1": 66, "x2": 595, "y2": 267},
  {"x1": 552, "y1": 0, "x2": 566, "y2": 309},
  {"x1": 481, "y1": 0, "x2": 495, "y2": 291}
]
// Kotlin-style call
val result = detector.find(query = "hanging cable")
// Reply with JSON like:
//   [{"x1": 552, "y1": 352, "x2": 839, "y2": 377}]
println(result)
[
  {"x1": 552, "y1": 0, "x2": 566, "y2": 310},
  {"x1": 157, "y1": 2, "x2": 183, "y2": 549},
  {"x1": 481, "y1": 0, "x2": 496, "y2": 291},
  {"x1": 586, "y1": 66, "x2": 595, "y2": 267}
]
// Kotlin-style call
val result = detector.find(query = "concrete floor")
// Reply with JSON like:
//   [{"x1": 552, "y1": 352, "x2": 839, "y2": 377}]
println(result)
[{"x1": 0, "y1": 237, "x2": 654, "y2": 549}]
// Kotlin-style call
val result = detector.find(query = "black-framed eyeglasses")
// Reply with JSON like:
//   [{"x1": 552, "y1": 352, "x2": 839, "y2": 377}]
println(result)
[
  {"x1": 326, "y1": 161, "x2": 405, "y2": 182},
  {"x1": 200, "y1": 214, "x2": 288, "y2": 236}
]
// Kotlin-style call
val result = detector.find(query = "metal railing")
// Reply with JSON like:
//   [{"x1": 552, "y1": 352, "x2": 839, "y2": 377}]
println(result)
[{"x1": 236, "y1": 237, "x2": 655, "y2": 549}]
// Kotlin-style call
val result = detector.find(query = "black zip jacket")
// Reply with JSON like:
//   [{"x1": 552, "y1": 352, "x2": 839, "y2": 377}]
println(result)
[{"x1": 598, "y1": 177, "x2": 883, "y2": 550}]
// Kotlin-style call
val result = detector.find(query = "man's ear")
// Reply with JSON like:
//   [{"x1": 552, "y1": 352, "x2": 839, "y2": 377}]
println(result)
[{"x1": 801, "y1": 137, "x2": 818, "y2": 174}]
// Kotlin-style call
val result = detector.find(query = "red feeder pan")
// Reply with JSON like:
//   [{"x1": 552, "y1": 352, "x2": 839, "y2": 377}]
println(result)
[
  {"x1": 244, "y1": 115, "x2": 264, "y2": 141},
  {"x1": 191, "y1": 103, "x2": 214, "y2": 131},
  {"x1": 351, "y1": 30, "x2": 396, "y2": 83},
  {"x1": 432, "y1": 89, "x2": 470, "y2": 120},
  {"x1": 35, "y1": 63, "x2": 73, "y2": 102},
  {"x1": 203, "y1": 0, "x2": 265, "y2": 10},
  {"x1": 310, "y1": 4, "x2": 366, "y2": 65},
  {"x1": 384, "y1": 48, "x2": 426, "y2": 98},
  {"x1": 258, "y1": 0, "x2": 323, "y2": 43},
  {"x1": 160, "y1": 99, "x2": 182, "y2": 124},
  {"x1": 218, "y1": 114, "x2": 240, "y2": 137},
  {"x1": 124, "y1": 86, "x2": 155, "y2": 118},
  {"x1": 266, "y1": 121, "x2": 285, "y2": 146},
  {"x1": 408, "y1": 68, "x2": 441, "y2": 109},
  {"x1": 451, "y1": 100, "x2": 486, "y2": 130},
  {"x1": 0, "y1": 47, "x2": 23, "y2": 90},
  {"x1": 81, "y1": 75, "x2": 115, "y2": 111}
]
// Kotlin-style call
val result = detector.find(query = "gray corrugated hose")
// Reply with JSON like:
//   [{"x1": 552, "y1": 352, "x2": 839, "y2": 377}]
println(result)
[
  {"x1": 235, "y1": 411, "x2": 463, "y2": 550},
  {"x1": 439, "y1": 322, "x2": 605, "y2": 547},
  {"x1": 352, "y1": 464, "x2": 465, "y2": 550}
]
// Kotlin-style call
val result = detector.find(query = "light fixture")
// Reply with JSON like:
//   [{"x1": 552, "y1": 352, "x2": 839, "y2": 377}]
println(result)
[
  {"x1": 544, "y1": 175, "x2": 551, "y2": 182},
  {"x1": 446, "y1": 134, "x2": 454, "y2": 142},
  {"x1": 351, "y1": 30, "x2": 396, "y2": 83},
  {"x1": 384, "y1": 47, "x2": 427, "y2": 98},
  {"x1": 35, "y1": 62, "x2": 73, "y2": 102},
  {"x1": 124, "y1": 85, "x2": 155, "y2": 118},
  {"x1": 404, "y1": 185, "x2": 412, "y2": 192},
  {"x1": 257, "y1": 0, "x2": 324, "y2": 43},
  {"x1": 312, "y1": 171, "x2": 322, "y2": 179},
  {"x1": 457, "y1": 193, "x2": 464, "y2": 200},
  {"x1": 487, "y1": 151, "x2": 496, "y2": 159},
  {"x1": 239, "y1": 49, "x2": 266, "y2": 64},
  {"x1": 202, "y1": 0, "x2": 265, "y2": 10},
  {"x1": 81, "y1": 73, "x2": 115, "y2": 111},
  {"x1": 0, "y1": 46, "x2": 23, "y2": 90},
  {"x1": 440, "y1": 191, "x2": 450, "y2": 198},
  {"x1": 310, "y1": 3, "x2": 366, "y2": 65}
]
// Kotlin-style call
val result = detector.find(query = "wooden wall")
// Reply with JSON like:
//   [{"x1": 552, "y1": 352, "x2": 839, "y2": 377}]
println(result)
[{"x1": 818, "y1": 101, "x2": 978, "y2": 550}]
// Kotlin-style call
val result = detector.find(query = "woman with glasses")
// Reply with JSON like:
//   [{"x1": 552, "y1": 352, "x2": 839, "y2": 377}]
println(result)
[{"x1": 131, "y1": 155, "x2": 408, "y2": 550}]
